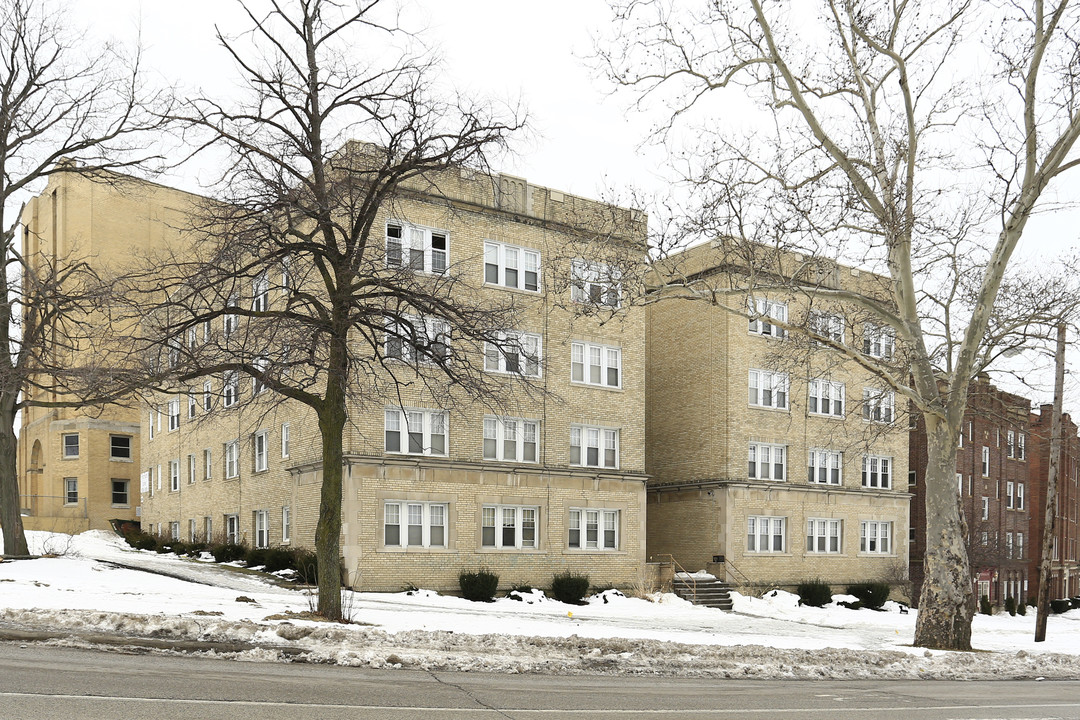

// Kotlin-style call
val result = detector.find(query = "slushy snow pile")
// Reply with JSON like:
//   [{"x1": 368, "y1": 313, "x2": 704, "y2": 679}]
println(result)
[{"x1": 2, "y1": 530, "x2": 1079, "y2": 678}]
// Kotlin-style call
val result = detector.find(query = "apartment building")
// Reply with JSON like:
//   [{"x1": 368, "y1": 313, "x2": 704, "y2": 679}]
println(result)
[
  {"x1": 138, "y1": 166, "x2": 650, "y2": 592},
  {"x1": 1028, "y1": 405, "x2": 1080, "y2": 600},
  {"x1": 908, "y1": 377, "x2": 1032, "y2": 606},
  {"x1": 17, "y1": 172, "x2": 203, "y2": 532},
  {"x1": 644, "y1": 244, "x2": 910, "y2": 592}
]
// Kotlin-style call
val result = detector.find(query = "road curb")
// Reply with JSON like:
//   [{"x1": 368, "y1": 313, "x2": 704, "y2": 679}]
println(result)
[{"x1": 0, "y1": 627, "x2": 306, "y2": 658}]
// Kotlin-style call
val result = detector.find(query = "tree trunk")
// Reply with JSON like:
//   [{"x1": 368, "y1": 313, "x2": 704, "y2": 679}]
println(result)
[
  {"x1": 1035, "y1": 323, "x2": 1066, "y2": 642},
  {"x1": 914, "y1": 419, "x2": 974, "y2": 650},
  {"x1": 314, "y1": 381, "x2": 346, "y2": 621},
  {"x1": 0, "y1": 396, "x2": 28, "y2": 557}
]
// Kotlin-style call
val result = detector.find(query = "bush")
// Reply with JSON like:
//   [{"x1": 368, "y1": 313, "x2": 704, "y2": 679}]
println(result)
[
  {"x1": 1051, "y1": 598, "x2": 1072, "y2": 614},
  {"x1": 210, "y1": 543, "x2": 246, "y2": 563},
  {"x1": 263, "y1": 547, "x2": 294, "y2": 573},
  {"x1": 132, "y1": 534, "x2": 157, "y2": 551},
  {"x1": 290, "y1": 548, "x2": 319, "y2": 584},
  {"x1": 551, "y1": 572, "x2": 590, "y2": 605},
  {"x1": 187, "y1": 541, "x2": 208, "y2": 557},
  {"x1": 1005, "y1": 596, "x2": 1017, "y2": 616},
  {"x1": 505, "y1": 584, "x2": 535, "y2": 600},
  {"x1": 170, "y1": 541, "x2": 189, "y2": 557},
  {"x1": 979, "y1": 594, "x2": 993, "y2": 615},
  {"x1": 1070, "y1": 597, "x2": 1080, "y2": 609},
  {"x1": 796, "y1": 579, "x2": 833, "y2": 608},
  {"x1": 459, "y1": 569, "x2": 499, "y2": 602},
  {"x1": 845, "y1": 582, "x2": 891, "y2": 610},
  {"x1": 1017, "y1": 600, "x2": 1027, "y2": 616},
  {"x1": 245, "y1": 547, "x2": 268, "y2": 568}
]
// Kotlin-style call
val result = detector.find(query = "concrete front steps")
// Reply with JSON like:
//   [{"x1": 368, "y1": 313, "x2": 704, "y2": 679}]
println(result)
[{"x1": 673, "y1": 577, "x2": 734, "y2": 610}]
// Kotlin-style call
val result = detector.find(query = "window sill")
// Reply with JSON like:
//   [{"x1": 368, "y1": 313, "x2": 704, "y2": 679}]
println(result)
[
  {"x1": 744, "y1": 552, "x2": 792, "y2": 557},
  {"x1": 476, "y1": 547, "x2": 545, "y2": 553},
  {"x1": 807, "y1": 413, "x2": 845, "y2": 420},
  {"x1": 384, "y1": 452, "x2": 449, "y2": 459},
  {"x1": 748, "y1": 404, "x2": 789, "y2": 412},
  {"x1": 377, "y1": 546, "x2": 453, "y2": 553},
  {"x1": 111, "y1": 457, "x2": 134, "y2": 463},
  {"x1": 111, "y1": 504, "x2": 131, "y2": 509},
  {"x1": 571, "y1": 465, "x2": 620, "y2": 472},
  {"x1": 61, "y1": 456, "x2": 80, "y2": 461},
  {"x1": 857, "y1": 553, "x2": 898, "y2": 558},
  {"x1": 570, "y1": 381, "x2": 623, "y2": 392},
  {"x1": 563, "y1": 548, "x2": 626, "y2": 555},
  {"x1": 483, "y1": 281, "x2": 541, "y2": 296}
]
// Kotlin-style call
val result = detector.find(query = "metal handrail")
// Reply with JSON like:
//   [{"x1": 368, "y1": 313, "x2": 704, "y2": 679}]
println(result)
[
  {"x1": 719, "y1": 556, "x2": 750, "y2": 586},
  {"x1": 651, "y1": 553, "x2": 697, "y2": 602}
]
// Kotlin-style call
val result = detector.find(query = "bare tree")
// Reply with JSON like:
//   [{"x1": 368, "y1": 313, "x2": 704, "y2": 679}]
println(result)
[
  {"x1": 600, "y1": 0, "x2": 1080, "y2": 649},
  {"x1": 0, "y1": 0, "x2": 170, "y2": 557},
  {"x1": 125, "y1": 0, "x2": 526, "y2": 620}
]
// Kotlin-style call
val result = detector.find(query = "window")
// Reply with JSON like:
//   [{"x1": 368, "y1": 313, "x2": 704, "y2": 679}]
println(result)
[
  {"x1": 1017, "y1": 532, "x2": 1024, "y2": 559},
  {"x1": 384, "y1": 408, "x2": 447, "y2": 456},
  {"x1": 749, "y1": 442, "x2": 786, "y2": 481},
  {"x1": 282, "y1": 507, "x2": 291, "y2": 543},
  {"x1": 571, "y1": 341, "x2": 621, "y2": 388},
  {"x1": 224, "y1": 295, "x2": 237, "y2": 339},
  {"x1": 251, "y1": 355, "x2": 268, "y2": 395},
  {"x1": 383, "y1": 501, "x2": 447, "y2": 548},
  {"x1": 807, "y1": 449, "x2": 841, "y2": 485},
  {"x1": 170, "y1": 522, "x2": 180, "y2": 541},
  {"x1": 204, "y1": 449, "x2": 212, "y2": 480},
  {"x1": 225, "y1": 440, "x2": 239, "y2": 479},
  {"x1": 203, "y1": 381, "x2": 213, "y2": 411},
  {"x1": 570, "y1": 425, "x2": 619, "y2": 469},
  {"x1": 187, "y1": 454, "x2": 196, "y2": 484},
  {"x1": 908, "y1": 470, "x2": 917, "y2": 486},
  {"x1": 385, "y1": 221, "x2": 448, "y2": 274},
  {"x1": 187, "y1": 326, "x2": 198, "y2": 350},
  {"x1": 254, "y1": 510, "x2": 269, "y2": 549},
  {"x1": 225, "y1": 514, "x2": 239, "y2": 544},
  {"x1": 957, "y1": 472, "x2": 963, "y2": 495},
  {"x1": 168, "y1": 399, "x2": 180, "y2": 430},
  {"x1": 1006, "y1": 532, "x2": 1014, "y2": 559},
  {"x1": 223, "y1": 371, "x2": 238, "y2": 408},
  {"x1": 749, "y1": 370, "x2": 789, "y2": 409},
  {"x1": 571, "y1": 260, "x2": 620, "y2": 307},
  {"x1": 863, "y1": 323, "x2": 895, "y2": 359},
  {"x1": 169, "y1": 460, "x2": 180, "y2": 492},
  {"x1": 484, "y1": 241, "x2": 540, "y2": 292},
  {"x1": 981, "y1": 496, "x2": 989, "y2": 520},
  {"x1": 188, "y1": 392, "x2": 197, "y2": 419},
  {"x1": 861, "y1": 455, "x2": 892, "y2": 488},
  {"x1": 808, "y1": 379, "x2": 844, "y2": 417},
  {"x1": 981, "y1": 446, "x2": 990, "y2": 476},
  {"x1": 64, "y1": 477, "x2": 78, "y2": 505},
  {"x1": 1018, "y1": 483, "x2": 1025, "y2": 510},
  {"x1": 747, "y1": 516, "x2": 786, "y2": 553},
  {"x1": 252, "y1": 271, "x2": 268, "y2": 312},
  {"x1": 281, "y1": 423, "x2": 290, "y2": 458},
  {"x1": 254, "y1": 430, "x2": 268, "y2": 472},
  {"x1": 110, "y1": 435, "x2": 131, "y2": 460},
  {"x1": 748, "y1": 297, "x2": 787, "y2": 338},
  {"x1": 860, "y1": 521, "x2": 891, "y2": 553},
  {"x1": 484, "y1": 332, "x2": 541, "y2": 377},
  {"x1": 62, "y1": 433, "x2": 79, "y2": 458},
  {"x1": 111, "y1": 479, "x2": 129, "y2": 506},
  {"x1": 861, "y1": 389, "x2": 895, "y2": 423},
  {"x1": 808, "y1": 311, "x2": 844, "y2": 343},
  {"x1": 806, "y1": 519, "x2": 842, "y2": 554},
  {"x1": 189, "y1": 519, "x2": 197, "y2": 543},
  {"x1": 1007, "y1": 430, "x2": 1016, "y2": 458},
  {"x1": 1019, "y1": 433, "x2": 1026, "y2": 460},
  {"x1": 280, "y1": 255, "x2": 292, "y2": 294},
  {"x1": 385, "y1": 315, "x2": 450, "y2": 364},
  {"x1": 481, "y1": 504, "x2": 538, "y2": 549},
  {"x1": 204, "y1": 516, "x2": 213, "y2": 542},
  {"x1": 483, "y1": 417, "x2": 538, "y2": 463},
  {"x1": 1007, "y1": 481, "x2": 1015, "y2": 509},
  {"x1": 568, "y1": 509, "x2": 619, "y2": 550},
  {"x1": 148, "y1": 409, "x2": 155, "y2": 441}
]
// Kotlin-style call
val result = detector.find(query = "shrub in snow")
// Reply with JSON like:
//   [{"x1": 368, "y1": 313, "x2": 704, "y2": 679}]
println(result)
[
  {"x1": 290, "y1": 549, "x2": 318, "y2": 584},
  {"x1": 1051, "y1": 598, "x2": 1071, "y2": 614},
  {"x1": 1071, "y1": 597, "x2": 1080, "y2": 609},
  {"x1": 796, "y1": 579, "x2": 832, "y2": 607},
  {"x1": 460, "y1": 569, "x2": 499, "y2": 602},
  {"x1": 1017, "y1": 601, "x2": 1027, "y2": 616},
  {"x1": 170, "y1": 541, "x2": 189, "y2": 557},
  {"x1": 210, "y1": 543, "x2": 246, "y2": 563},
  {"x1": 1005, "y1": 596, "x2": 1017, "y2": 616},
  {"x1": 245, "y1": 547, "x2": 268, "y2": 568},
  {"x1": 506, "y1": 584, "x2": 534, "y2": 600},
  {"x1": 263, "y1": 548, "x2": 294, "y2": 573},
  {"x1": 844, "y1": 582, "x2": 890, "y2": 610},
  {"x1": 551, "y1": 572, "x2": 590, "y2": 605}
]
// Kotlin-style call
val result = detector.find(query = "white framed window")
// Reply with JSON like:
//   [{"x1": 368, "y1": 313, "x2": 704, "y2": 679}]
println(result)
[
  {"x1": 202, "y1": 319, "x2": 211, "y2": 343},
  {"x1": 251, "y1": 355, "x2": 268, "y2": 395},
  {"x1": 64, "y1": 477, "x2": 78, "y2": 505},
  {"x1": 281, "y1": 423, "x2": 290, "y2": 458},
  {"x1": 254, "y1": 430, "x2": 268, "y2": 472},
  {"x1": 189, "y1": 518, "x2": 197, "y2": 543},
  {"x1": 568, "y1": 508, "x2": 619, "y2": 550},
  {"x1": 1018, "y1": 483, "x2": 1025, "y2": 510},
  {"x1": 981, "y1": 446, "x2": 990, "y2": 476},
  {"x1": 280, "y1": 254, "x2": 292, "y2": 294},
  {"x1": 1006, "y1": 531, "x2": 1014, "y2": 558},
  {"x1": 252, "y1": 271, "x2": 268, "y2": 312},
  {"x1": 1007, "y1": 481, "x2": 1015, "y2": 509},
  {"x1": 806, "y1": 518, "x2": 842, "y2": 554},
  {"x1": 225, "y1": 440, "x2": 239, "y2": 479},
  {"x1": 1017, "y1": 532, "x2": 1024, "y2": 559},
  {"x1": 481, "y1": 504, "x2": 538, "y2": 549},
  {"x1": 484, "y1": 241, "x2": 540, "y2": 292},
  {"x1": 808, "y1": 379, "x2": 845, "y2": 417},
  {"x1": 187, "y1": 326, "x2": 198, "y2": 350},
  {"x1": 957, "y1": 472, "x2": 963, "y2": 495},
  {"x1": 1007, "y1": 430, "x2": 1016, "y2": 458},
  {"x1": 169, "y1": 459, "x2": 180, "y2": 492},
  {"x1": 749, "y1": 442, "x2": 786, "y2": 481},
  {"x1": 384, "y1": 408, "x2": 448, "y2": 456},
  {"x1": 170, "y1": 522, "x2": 180, "y2": 541},
  {"x1": 1019, "y1": 433, "x2": 1026, "y2": 460},
  {"x1": 223, "y1": 371, "x2": 238, "y2": 408},
  {"x1": 747, "y1": 516, "x2": 786, "y2": 553},
  {"x1": 254, "y1": 510, "x2": 269, "y2": 549},
  {"x1": 981, "y1": 496, "x2": 989, "y2": 520},
  {"x1": 168, "y1": 399, "x2": 180, "y2": 430},
  {"x1": 110, "y1": 435, "x2": 131, "y2": 460},
  {"x1": 861, "y1": 388, "x2": 895, "y2": 423},
  {"x1": 204, "y1": 449, "x2": 212, "y2": 480},
  {"x1": 571, "y1": 260, "x2": 620, "y2": 307},
  {"x1": 383, "y1": 501, "x2": 447, "y2": 548},
  {"x1": 224, "y1": 295, "x2": 238, "y2": 339},
  {"x1": 225, "y1": 514, "x2": 239, "y2": 544},
  {"x1": 861, "y1": 455, "x2": 891, "y2": 489},
  {"x1": 148, "y1": 409, "x2": 155, "y2": 440},
  {"x1": 385, "y1": 221, "x2": 448, "y2": 274},
  {"x1": 484, "y1": 331, "x2": 541, "y2": 377},
  {"x1": 807, "y1": 449, "x2": 842, "y2": 485},
  {"x1": 860, "y1": 521, "x2": 891, "y2": 554},
  {"x1": 571, "y1": 341, "x2": 621, "y2": 388},
  {"x1": 749, "y1": 370, "x2": 789, "y2": 409},
  {"x1": 385, "y1": 315, "x2": 450, "y2": 364},
  {"x1": 808, "y1": 311, "x2": 844, "y2": 343},
  {"x1": 570, "y1": 425, "x2": 619, "y2": 469},
  {"x1": 483, "y1": 417, "x2": 539, "y2": 463},
  {"x1": 203, "y1": 380, "x2": 213, "y2": 411},
  {"x1": 282, "y1": 506, "x2": 291, "y2": 543},
  {"x1": 748, "y1": 297, "x2": 787, "y2": 338},
  {"x1": 187, "y1": 454, "x2": 196, "y2": 484},
  {"x1": 188, "y1": 392, "x2": 197, "y2": 419},
  {"x1": 863, "y1": 323, "x2": 895, "y2": 359}
]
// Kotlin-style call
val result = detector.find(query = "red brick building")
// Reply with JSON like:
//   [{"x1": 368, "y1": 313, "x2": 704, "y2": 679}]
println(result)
[
  {"x1": 1027, "y1": 406, "x2": 1080, "y2": 600},
  {"x1": 909, "y1": 378, "x2": 1031, "y2": 605}
]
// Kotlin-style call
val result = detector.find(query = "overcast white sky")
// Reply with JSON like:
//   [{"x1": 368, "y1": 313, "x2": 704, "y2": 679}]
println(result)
[{"x1": 68, "y1": 0, "x2": 1080, "y2": 409}]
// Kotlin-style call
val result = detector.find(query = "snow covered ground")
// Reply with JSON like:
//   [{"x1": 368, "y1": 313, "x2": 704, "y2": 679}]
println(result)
[{"x1": 2, "y1": 530, "x2": 1080, "y2": 678}]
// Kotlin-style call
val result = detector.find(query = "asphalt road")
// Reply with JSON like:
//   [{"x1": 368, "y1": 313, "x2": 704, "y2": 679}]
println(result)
[{"x1": 3, "y1": 642, "x2": 1080, "y2": 719}]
